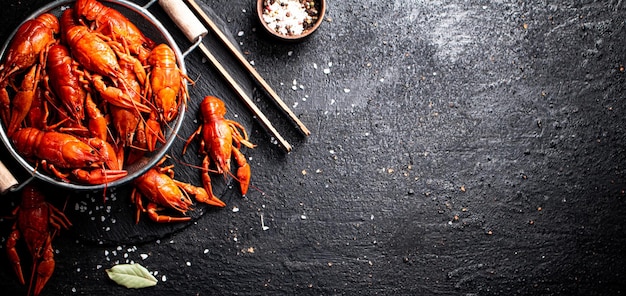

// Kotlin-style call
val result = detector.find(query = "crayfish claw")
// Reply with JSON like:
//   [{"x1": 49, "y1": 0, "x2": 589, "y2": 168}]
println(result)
[{"x1": 33, "y1": 242, "x2": 55, "y2": 296}]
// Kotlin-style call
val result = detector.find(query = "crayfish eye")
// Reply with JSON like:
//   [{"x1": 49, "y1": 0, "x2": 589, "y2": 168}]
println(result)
[{"x1": 180, "y1": 197, "x2": 185, "y2": 202}]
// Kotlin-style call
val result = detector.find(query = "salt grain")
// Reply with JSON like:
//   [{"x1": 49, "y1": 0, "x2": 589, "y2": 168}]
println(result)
[
  {"x1": 343, "y1": 88, "x2": 351, "y2": 93},
  {"x1": 186, "y1": 261, "x2": 191, "y2": 267},
  {"x1": 323, "y1": 68, "x2": 331, "y2": 74},
  {"x1": 204, "y1": 249, "x2": 209, "y2": 254},
  {"x1": 301, "y1": 215, "x2": 307, "y2": 220},
  {"x1": 162, "y1": 275, "x2": 167, "y2": 282},
  {"x1": 232, "y1": 206, "x2": 240, "y2": 212},
  {"x1": 140, "y1": 254, "x2": 149, "y2": 260},
  {"x1": 237, "y1": 31, "x2": 244, "y2": 36}
]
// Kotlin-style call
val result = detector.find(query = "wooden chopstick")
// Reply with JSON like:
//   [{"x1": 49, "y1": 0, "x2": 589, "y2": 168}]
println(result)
[
  {"x1": 185, "y1": 0, "x2": 311, "y2": 136},
  {"x1": 198, "y1": 42, "x2": 293, "y2": 152}
]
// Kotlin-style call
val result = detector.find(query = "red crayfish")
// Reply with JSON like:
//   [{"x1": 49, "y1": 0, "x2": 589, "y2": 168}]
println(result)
[
  {"x1": 6, "y1": 184, "x2": 72, "y2": 296},
  {"x1": 74, "y1": 0, "x2": 155, "y2": 62},
  {"x1": 132, "y1": 156, "x2": 225, "y2": 223},
  {"x1": 11, "y1": 127, "x2": 127, "y2": 184},
  {"x1": 183, "y1": 96, "x2": 255, "y2": 203}
]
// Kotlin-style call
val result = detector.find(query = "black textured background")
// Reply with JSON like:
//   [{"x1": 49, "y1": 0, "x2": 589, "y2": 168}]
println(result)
[{"x1": 0, "y1": 0, "x2": 625, "y2": 295}]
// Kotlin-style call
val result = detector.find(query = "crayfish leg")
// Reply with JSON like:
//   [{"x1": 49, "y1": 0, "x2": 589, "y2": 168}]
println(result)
[
  {"x1": 173, "y1": 179, "x2": 225, "y2": 208},
  {"x1": 181, "y1": 124, "x2": 202, "y2": 155},
  {"x1": 6, "y1": 227, "x2": 26, "y2": 285},
  {"x1": 130, "y1": 187, "x2": 144, "y2": 224},
  {"x1": 146, "y1": 203, "x2": 191, "y2": 223},
  {"x1": 201, "y1": 156, "x2": 219, "y2": 203}
]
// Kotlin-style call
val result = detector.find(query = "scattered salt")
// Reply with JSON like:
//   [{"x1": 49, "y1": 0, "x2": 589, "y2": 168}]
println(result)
[
  {"x1": 204, "y1": 249, "x2": 209, "y2": 254},
  {"x1": 323, "y1": 68, "x2": 331, "y2": 74},
  {"x1": 140, "y1": 254, "x2": 149, "y2": 260},
  {"x1": 186, "y1": 261, "x2": 191, "y2": 267},
  {"x1": 162, "y1": 275, "x2": 167, "y2": 282},
  {"x1": 237, "y1": 31, "x2": 244, "y2": 36},
  {"x1": 232, "y1": 206, "x2": 240, "y2": 212},
  {"x1": 301, "y1": 215, "x2": 307, "y2": 220},
  {"x1": 343, "y1": 88, "x2": 351, "y2": 93}
]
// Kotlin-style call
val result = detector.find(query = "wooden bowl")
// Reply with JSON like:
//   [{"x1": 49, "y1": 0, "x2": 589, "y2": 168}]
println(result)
[{"x1": 257, "y1": 0, "x2": 326, "y2": 41}]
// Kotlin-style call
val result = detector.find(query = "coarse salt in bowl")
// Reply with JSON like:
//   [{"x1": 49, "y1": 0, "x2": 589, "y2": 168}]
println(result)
[{"x1": 257, "y1": 0, "x2": 325, "y2": 41}]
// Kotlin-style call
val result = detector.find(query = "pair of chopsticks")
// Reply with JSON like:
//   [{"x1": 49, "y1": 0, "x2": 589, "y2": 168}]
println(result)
[{"x1": 159, "y1": 0, "x2": 310, "y2": 152}]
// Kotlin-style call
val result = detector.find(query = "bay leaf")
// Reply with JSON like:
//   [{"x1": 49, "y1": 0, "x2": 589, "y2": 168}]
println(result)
[{"x1": 105, "y1": 263, "x2": 158, "y2": 289}]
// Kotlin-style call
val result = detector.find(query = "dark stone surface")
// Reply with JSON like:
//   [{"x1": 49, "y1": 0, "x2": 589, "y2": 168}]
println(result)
[{"x1": 1, "y1": 0, "x2": 625, "y2": 295}]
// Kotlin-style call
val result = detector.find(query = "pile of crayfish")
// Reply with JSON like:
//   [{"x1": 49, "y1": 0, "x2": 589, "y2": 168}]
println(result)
[{"x1": 0, "y1": 0, "x2": 189, "y2": 185}]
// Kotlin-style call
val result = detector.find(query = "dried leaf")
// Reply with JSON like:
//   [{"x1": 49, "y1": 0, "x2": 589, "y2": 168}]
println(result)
[{"x1": 105, "y1": 263, "x2": 158, "y2": 289}]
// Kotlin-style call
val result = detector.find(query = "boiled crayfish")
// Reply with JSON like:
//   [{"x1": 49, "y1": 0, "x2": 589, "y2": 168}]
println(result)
[
  {"x1": 6, "y1": 184, "x2": 72, "y2": 296},
  {"x1": 11, "y1": 127, "x2": 127, "y2": 184},
  {"x1": 132, "y1": 156, "x2": 225, "y2": 223},
  {"x1": 183, "y1": 96, "x2": 255, "y2": 204},
  {"x1": 0, "y1": 12, "x2": 59, "y2": 132},
  {"x1": 74, "y1": 0, "x2": 155, "y2": 62}
]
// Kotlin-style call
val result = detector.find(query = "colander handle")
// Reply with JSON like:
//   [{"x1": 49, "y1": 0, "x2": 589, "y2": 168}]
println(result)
[
  {"x1": 0, "y1": 160, "x2": 18, "y2": 195},
  {"x1": 158, "y1": 0, "x2": 208, "y2": 42}
]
